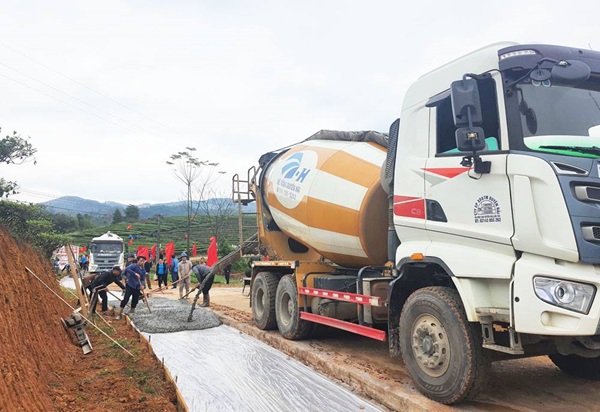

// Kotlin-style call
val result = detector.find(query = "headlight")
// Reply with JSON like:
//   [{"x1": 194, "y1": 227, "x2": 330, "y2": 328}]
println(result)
[{"x1": 534, "y1": 276, "x2": 596, "y2": 314}]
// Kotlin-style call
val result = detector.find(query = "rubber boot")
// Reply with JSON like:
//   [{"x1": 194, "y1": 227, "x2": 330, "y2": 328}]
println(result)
[
  {"x1": 200, "y1": 294, "x2": 210, "y2": 307},
  {"x1": 115, "y1": 307, "x2": 123, "y2": 320}
]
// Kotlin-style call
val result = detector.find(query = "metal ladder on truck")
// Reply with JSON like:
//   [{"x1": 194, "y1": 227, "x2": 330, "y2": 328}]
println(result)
[
  {"x1": 232, "y1": 166, "x2": 259, "y2": 257},
  {"x1": 231, "y1": 167, "x2": 260, "y2": 293}
]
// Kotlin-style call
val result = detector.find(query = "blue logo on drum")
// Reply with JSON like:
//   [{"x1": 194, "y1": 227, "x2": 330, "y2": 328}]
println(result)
[{"x1": 281, "y1": 153, "x2": 311, "y2": 183}]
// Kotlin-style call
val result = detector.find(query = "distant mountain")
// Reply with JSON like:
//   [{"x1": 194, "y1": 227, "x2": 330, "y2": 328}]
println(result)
[{"x1": 42, "y1": 196, "x2": 256, "y2": 219}]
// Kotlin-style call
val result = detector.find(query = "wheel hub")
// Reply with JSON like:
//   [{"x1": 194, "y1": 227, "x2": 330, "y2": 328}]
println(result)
[{"x1": 411, "y1": 314, "x2": 450, "y2": 377}]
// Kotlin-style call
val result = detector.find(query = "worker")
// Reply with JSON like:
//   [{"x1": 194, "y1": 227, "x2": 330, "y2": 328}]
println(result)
[
  {"x1": 170, "y1": 254, "x2": 179, "y2": 289},
  {"x1": 223, "y1": 264, "x2": 232, "y2": 285},
  {"x1": 144, "y1": 257, "x2": 153, "y2": 289},
  {"x1": 87, "y1": 266, "x2": 126, "y2": 315},
  {"x1": 116, "y1": 256, "x2": 147, "y2": 320},
  {"x1": 156, "y1": 258, "x2": 168, "y2": 289},
  {"x1": 178, "y1": 252, "x2": 192, "y2": 299},
  {"x1": 192, "y1": 261, "x2": 213, "y2": 307}
]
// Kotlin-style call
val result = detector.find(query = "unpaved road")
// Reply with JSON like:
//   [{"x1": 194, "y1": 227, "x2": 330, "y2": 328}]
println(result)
[{"x1": 203, "y1": 286, "x2": 600, "y2": 412}]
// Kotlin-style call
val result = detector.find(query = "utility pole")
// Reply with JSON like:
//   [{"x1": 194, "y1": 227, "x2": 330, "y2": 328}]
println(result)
[{"x1": 157, "y1": 214, "x2": 162, "y2": 257}]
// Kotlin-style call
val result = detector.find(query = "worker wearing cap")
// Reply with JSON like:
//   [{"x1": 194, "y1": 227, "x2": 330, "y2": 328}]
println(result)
[
  {"x1": 178, "y1": 252, "x2": 192, "y2": 299},
  {"x1": 87, "y1": 266, "x2": 126, "y2": 315},
  {"x1": 116, "y1": 256, "x2": 147, "y2": 320},
  {"x1": 192, "y1": 261, "x2": 213, "y2": 307}
]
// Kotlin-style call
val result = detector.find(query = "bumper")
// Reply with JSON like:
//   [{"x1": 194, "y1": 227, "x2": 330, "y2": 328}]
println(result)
[{"x1": 513, "y1": 253, "x2": 600, "y2": 336}]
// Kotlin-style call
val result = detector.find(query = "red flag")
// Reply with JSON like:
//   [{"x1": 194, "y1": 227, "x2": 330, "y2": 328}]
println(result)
[
  {"x1": 165, "y1": 242, "x2": 175, "y2": 265},
  {"x1": 151, "y1": 245, "x2": 157, "y2": 260},
  {"x1": 79, "y1": 246, "x2": 86, "y2": 253},
  {"x1": 128, "y1": 238, "x2": 133, "y2": 246},
  {"x1": 127, "y1": 225, "x2": 133, "y2": 230},
  {"x1": 137, "y1": 245, "x2": 149, "y2": 259},
  {"x1": 207, "y1": 236, "x2": 217, "y2": 267},
  {"x1": 192, "y1": 243, "x2": 197, "y2": 257}
]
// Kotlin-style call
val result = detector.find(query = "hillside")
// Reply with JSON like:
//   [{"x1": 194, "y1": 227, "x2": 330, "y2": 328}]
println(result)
[
  {"x1": 42, "y1": 196, "x2": 257, "y2": 220},
  {"x1": 69, "y1": 214, "x2": 258, "y2": 255}
]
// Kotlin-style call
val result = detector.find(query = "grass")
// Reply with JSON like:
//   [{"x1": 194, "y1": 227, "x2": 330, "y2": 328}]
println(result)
[{"x1": 68, "y1": 214, "x2": 258, "y2": 256}]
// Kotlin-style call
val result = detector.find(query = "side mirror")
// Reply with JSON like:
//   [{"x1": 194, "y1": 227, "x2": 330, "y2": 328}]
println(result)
[
  {"x1": 451, "y1": 78, "x2": 485, "y2": 152},
  {"x1": 451, "y1": 78, "x2": 483, "y2": 127}
]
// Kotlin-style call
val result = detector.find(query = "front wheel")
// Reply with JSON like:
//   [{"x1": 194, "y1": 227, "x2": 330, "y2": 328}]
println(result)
[
  {"x1": 399, "y1": 287, "x2": 490, "y2": 404},
  {"x1": 549, "y1": 354, "x2": 600, "y2": 379}
]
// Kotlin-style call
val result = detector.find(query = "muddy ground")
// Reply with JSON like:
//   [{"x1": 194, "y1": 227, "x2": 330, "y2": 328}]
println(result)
[{"x1": 0, "y1": 228, "x2": 178, "y2": 412}]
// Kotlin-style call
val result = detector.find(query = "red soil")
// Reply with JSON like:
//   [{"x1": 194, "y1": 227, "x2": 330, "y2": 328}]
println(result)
[{"x1": 0, "y1": 228, "x2": 177, "y2": 411}]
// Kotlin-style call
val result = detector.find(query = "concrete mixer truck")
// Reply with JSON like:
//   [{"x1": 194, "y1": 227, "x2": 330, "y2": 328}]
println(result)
[{"x1": 233, "y1": 42, "x2": 600, "y2": 404}]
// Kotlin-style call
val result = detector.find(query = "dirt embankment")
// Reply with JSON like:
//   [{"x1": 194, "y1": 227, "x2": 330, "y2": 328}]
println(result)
[
  {"x1": 0, "y1": 228, "x2": 74, "y2": 411},
  {"x1": 0, "y1": 228, "x2": 177, "y2": 412}
]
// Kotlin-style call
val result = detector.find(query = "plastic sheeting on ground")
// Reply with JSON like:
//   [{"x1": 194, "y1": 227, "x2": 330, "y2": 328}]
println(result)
[{"x1": 146, "y1": 326, "x2": 382, "y2": 412}]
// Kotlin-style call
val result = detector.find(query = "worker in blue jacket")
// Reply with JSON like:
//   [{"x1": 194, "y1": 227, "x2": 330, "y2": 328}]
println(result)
[{"x1": 116, "y1": 256, "x2": 147, "y2": 320}]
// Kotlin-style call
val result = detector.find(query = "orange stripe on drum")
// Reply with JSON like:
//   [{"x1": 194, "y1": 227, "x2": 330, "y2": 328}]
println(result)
[
  {"x1": 319, "y1": 151, "x2": 382, "y2": 188},
  {"x1": 289, "y1": 143, "x2": 384, "y2": 187},
  {"x1": 266, "y1": 192, "x2": 360, "y2": 237}
]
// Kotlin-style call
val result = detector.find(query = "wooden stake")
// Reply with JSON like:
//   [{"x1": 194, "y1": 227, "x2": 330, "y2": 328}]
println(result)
[{"x1": 66, "y1": 243, "x2": 88, "y2": 317}]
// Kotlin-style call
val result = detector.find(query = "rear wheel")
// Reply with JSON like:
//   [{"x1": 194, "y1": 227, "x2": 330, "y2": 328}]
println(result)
[
  {"x1": 252, "y1": 272, "x2": 279, "y2": 330},
  {"x1": 275, "y1": 275, "x2": 313, "y2": 340},
  {"x1": 549, "y1": 354, "x2": 600, "y2": 379},
  {"x1": 399, "y1": 286, "x2": 490, "y2": 404}
]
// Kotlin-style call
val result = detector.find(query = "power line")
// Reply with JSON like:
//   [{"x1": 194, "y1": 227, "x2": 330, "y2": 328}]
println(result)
[
  {"x1": 0, "y1": 41, "x2": 182, "y2": 136},
  {"x1": 0, "y1": 60, "x2": 163, "y2": 139},
  {"x1": 0, "y1": 71, "x2": 146, "y2": 136}
]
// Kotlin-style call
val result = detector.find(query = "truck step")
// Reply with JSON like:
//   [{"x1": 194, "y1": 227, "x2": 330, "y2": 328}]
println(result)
[{"x1": 483, "y1": 342, "x2": 524, "y2": 355}]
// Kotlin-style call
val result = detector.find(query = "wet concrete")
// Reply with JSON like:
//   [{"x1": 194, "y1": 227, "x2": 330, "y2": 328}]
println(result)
[{"x1": 130, "y1": 297, "x2": 221, "y2": 333}]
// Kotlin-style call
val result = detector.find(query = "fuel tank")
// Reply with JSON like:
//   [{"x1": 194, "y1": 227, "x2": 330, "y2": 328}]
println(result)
[{"x1": 261, "y1": 138, "x2": 388, "y2": 267}]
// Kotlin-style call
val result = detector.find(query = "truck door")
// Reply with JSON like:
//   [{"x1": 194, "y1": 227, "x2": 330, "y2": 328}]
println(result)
[{"x1": 424, "y1": 76, "x2": 516, "y2": 278}]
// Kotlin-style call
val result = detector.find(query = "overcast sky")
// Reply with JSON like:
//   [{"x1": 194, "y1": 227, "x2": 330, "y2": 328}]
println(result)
[{"x1": 1, "y1": 0, "x2": 598, "y2": 208}]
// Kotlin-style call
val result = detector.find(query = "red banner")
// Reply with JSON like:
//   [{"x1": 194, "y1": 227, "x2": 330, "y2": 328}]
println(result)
[
  {"x1": 207, "y1": 236, "x2": 217, "y2": 267},
  {"x1": 136, "y1": 245, "x2": 149, "y2": 259},
  {"x1": 192, "y1": 243, "x2": 197, "y2": 257},
  {"x1": 151, "y1": 245, "x2": 157, "y2": 261},
  {"x1": 79, "y1": 246, "x2": 87, "y2": 253},
  {"x1": 165, "y1": 242, "x2": 175, "y2": 265}
]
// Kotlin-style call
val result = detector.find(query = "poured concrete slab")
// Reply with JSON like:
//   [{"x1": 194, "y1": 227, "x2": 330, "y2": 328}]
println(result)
[{"x1": 146, "y1": 326, "x2": 382, "y2": 412}]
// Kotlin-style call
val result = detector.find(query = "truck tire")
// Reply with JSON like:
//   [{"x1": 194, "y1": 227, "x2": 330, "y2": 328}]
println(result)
[
  {"x1": 549, "y1": 354, "x2": 600, "y2": 379},
  {"x1": 252, "y1": 272, "x2": 279, "y2": 330},
  {"x1": 275, "y1": 275, "x2": 313, "y2": 340},
  {"x1": 399, "y1": 286, "x2": 490, "y2": 404}
]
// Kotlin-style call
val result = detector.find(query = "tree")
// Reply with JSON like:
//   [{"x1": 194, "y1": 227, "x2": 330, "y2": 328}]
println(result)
[
  {"x1": 0, "y1": 129, "x2": 37, "y2": 197},
  {"x1": 49, "y1": 212, "x2": 78, "y2": 233},
  {"x1": 0, "y1": 201, "x2": 70, "y2": 256},
  {"x1": 112, "y1": 208, "x2": 124, "y2": 224},
  {"x1": 76, "y1": 213, "x2": 94, "y2": 230},
  {"x1": 124, "y1": 204, "x2": 140, "y2": 222},
  {"x1": 199, "y1": 190, "x2": 236, "y2": 243},
  {"x1": 166, "y1": 148, "x2": 223, "y2": 250}
]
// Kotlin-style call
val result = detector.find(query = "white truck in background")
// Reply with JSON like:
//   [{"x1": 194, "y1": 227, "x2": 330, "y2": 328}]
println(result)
[
  {"x1": 88, "y1": 231, "x2": 124, "y2": 273},
  {"x1": 234, "y1": 42, "x2": 600, "y2": 404}
]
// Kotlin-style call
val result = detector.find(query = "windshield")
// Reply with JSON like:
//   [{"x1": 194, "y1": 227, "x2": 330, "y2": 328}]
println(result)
[
  {"x1": 91, "y1": 242, "x2": 123, "y2": 253},
  {"x1": 512, "y1": 76, "x2": 600, "y2": 158}
]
